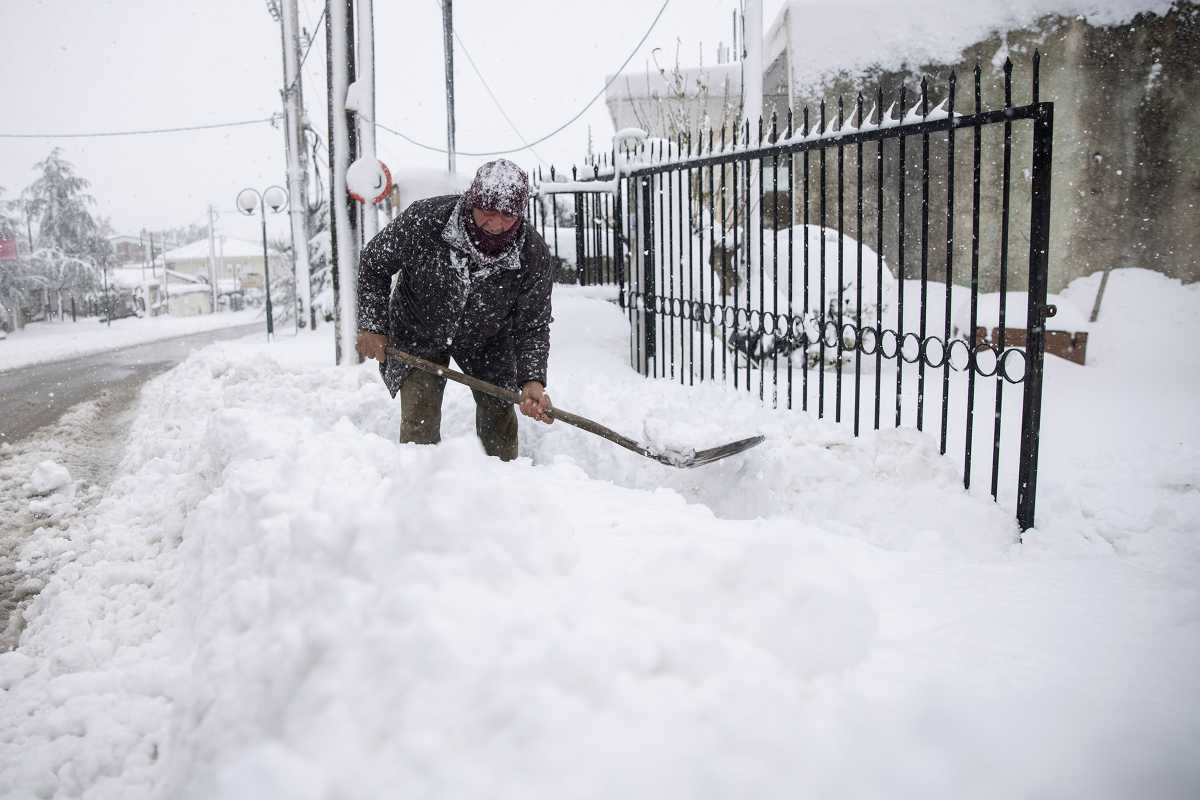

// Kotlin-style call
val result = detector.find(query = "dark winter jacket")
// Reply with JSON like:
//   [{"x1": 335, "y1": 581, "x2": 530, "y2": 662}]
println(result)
[{"x1": 357, "y1": 194, "x2": 554, "y2": 397}]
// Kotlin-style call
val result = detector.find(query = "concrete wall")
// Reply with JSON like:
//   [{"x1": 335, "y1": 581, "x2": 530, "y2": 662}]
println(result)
[{"x1": 788, "y1": 2, "x2": 1200, "y2": 293}]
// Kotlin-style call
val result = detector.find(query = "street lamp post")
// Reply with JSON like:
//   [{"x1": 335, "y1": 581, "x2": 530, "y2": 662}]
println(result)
[{"x1": 236, "y1": 185, "x2": 288, "y2": 340}]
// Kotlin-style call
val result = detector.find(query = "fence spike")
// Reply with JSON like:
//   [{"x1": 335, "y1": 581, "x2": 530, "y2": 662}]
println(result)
[
  {"x1": 572, "y1": 165, "x2": 578, "y2": 180},
  {"x1": 594, "y1": 164, "x2": 600, "y2": 179},
  {"x1": 786, "y1": 107, "x2": 793, "y2": 138},
  {"x1": 771, "y1": 110, "x2": 778, "y2": 143},
  {"x1": 921, "y1": 76, "x2": 929, "y2": 115},
  {"x1": 550, "y1": 165, "x2": 556, "y2": 181},
  {"x1": 1032, "y1": 49, "x2": 1041, "y2": 104},
  {"x1": 876, "y1": 86, "x2": 884, "y2": 127},
  {"x1": 1003, "y1": 57, "x2": 1013, "y2": 107},
  {"x1": 757, "y1": 114, "x2": 763, "y2": 146}
]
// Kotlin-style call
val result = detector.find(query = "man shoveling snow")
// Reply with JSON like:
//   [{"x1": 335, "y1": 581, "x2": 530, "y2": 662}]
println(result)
[{"x1": 355, "y1": 159, "x2": 555, "y2": 461}]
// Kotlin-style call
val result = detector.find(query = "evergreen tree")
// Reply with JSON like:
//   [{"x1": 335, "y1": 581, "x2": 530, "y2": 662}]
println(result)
[{"x1": 22, "y1": 148, "x2": 109, "y2": 264}]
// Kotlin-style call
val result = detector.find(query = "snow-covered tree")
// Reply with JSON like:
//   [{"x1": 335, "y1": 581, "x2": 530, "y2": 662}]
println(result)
[
  {"x1": 307, "y1": 199, "x2": 333, "y2": 322},
  {"x1": 22, "y1": 148, "x2": 110, "y2": 266}
]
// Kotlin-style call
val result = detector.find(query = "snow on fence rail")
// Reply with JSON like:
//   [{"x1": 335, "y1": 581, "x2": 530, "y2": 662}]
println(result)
[{"x1": 529, "y1": 56, "x2": 1054, "y2": 531}]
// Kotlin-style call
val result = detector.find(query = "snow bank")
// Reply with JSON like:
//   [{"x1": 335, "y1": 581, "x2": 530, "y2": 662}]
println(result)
[
  {"x1": 1, "y1": 270, "x2": 1197, "y2": 798},
  {"x1": 0, "y1": 309, "x2": 261, "y2": 373}
]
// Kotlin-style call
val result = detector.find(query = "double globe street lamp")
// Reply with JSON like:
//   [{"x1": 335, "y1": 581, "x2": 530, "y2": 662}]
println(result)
[{"x1": 235, "y1": 185, "x2": 288, "y2": 339}]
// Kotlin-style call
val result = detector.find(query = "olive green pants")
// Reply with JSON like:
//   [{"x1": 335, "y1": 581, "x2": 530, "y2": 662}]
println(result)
[{"x1": 398, "y1": 358, "x2": 519, "y2": 461}]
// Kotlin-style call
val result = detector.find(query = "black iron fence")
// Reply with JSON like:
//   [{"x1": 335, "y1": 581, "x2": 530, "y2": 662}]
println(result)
[{"x1": 534, "y1": 56, "x2": 1053, "y2": 532}]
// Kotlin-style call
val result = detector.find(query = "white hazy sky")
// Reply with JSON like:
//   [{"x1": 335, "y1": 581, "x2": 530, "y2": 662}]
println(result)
[{"x1": 0, "y1": 0, "x2": 786, "y2": 246}]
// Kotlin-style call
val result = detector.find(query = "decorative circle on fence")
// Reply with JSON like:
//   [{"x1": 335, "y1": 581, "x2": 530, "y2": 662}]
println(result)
[
  {"x1": 880, "y1": 328, "x2": 901, "y2": 359},
  {"x1": 946, "y1": 338, "x2": 973, "y2": 372},
  {"x1": 860, "y1": 326, "x2": 881, "y2": 355},
  {"x1": 840, "y1": 321, "x2": 861, "y2": 351},
  {"x1": 972, "y1": 343, "x2": 999, "y2": 377},
  {"x1": 773, "y1": 313, "x2": 790, "y2": 337},
  {"x1": 920, "y1": 335, "x2": 947, "y2": 368},
  {"x1": 822, "y1": 319, "x2": 842, "y2": 349},
  {"x1": 899, "y1": 332, "x2": 923, "y2": 363},
  {"x1": 999, "y1": 347, "x2": 1028, "y2": 384}
]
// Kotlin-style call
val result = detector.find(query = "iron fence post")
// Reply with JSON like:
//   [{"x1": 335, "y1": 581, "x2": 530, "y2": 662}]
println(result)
[
  {"x1": 1017, "y1": 102, "x2": 1054, "y2": 532},
  {"x1": 641, "y1": 176, "x2": 656, "y2": 376},
  {"x1": 574, "y1": 192, "x2": 586, "y2": 285}
]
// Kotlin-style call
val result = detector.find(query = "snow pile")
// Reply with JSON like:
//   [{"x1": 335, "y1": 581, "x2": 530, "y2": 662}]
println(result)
[
  {"x1": 25, "y1": 460, "x2": 76, "y2": 518},
  {"x1": 1, "y1": 270, "x2": 1198, "y2": 797},
  {"x1": 27, "y1": 461, "x2": 71, "y2": 496},
  {"x1": 778, "y1": 0, "x2": 1177, "y2": 92}
]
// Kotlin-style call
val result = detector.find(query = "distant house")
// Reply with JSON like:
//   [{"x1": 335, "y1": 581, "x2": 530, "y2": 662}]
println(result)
[
  {"x1": 162, "y1": 237, "x2": 286, "y2": 291},
  {"x1": 107, "y1": 234, "x2": 146, "y2": 265},
  {"x1": 106, "y1": 266, "x2": 213, "y2": 317}
]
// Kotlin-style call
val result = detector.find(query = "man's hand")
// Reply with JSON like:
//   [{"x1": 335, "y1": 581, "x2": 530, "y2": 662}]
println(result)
[
  {"x1": 356, "y1": 330, "x2": 389, "y2": 362},
  {"x1": 519, "y1": 381, "x2": 553, "y2": 424}
]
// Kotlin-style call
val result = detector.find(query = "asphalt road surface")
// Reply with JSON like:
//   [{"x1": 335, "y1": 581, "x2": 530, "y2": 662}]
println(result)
[{"x1": 0, "y1": 322, "x2": 262, "y2": 443}]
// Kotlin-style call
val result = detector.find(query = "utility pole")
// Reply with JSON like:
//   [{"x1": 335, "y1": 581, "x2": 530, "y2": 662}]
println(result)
[
  {"x1": 354, "y1": 0, "x2": 380, "y2": 247},
  {"x1": 326, "y1": 0, "x2": 359, "y2": 364},
  {"x1": 207, "y1": 205, "x2": 219, "y2": 313},
  {"x1": 279, "y1": 0, "x2": 314, "y2": 331},
  {"x1": 442, "y1": 0, "x2": 456, "y2": 174}
]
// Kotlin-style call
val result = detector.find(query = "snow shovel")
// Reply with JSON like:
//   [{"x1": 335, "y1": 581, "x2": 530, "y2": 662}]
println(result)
[{"x1": 384, "y1": 347, "x2": 765, "y2": 468}]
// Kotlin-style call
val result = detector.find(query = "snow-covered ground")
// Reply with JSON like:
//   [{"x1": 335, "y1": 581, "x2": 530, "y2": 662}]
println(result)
[
  {"x1": 0, "y1": 310, "x2": 264, "y2": 373},
  {"x1": 1, "y1": 269, "x2": 1197, "y2": 798}
]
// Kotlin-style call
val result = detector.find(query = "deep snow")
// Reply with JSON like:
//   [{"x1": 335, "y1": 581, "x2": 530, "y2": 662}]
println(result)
[{"x1": 0, "y1": 269, "x2": 1196, "y2": 798}]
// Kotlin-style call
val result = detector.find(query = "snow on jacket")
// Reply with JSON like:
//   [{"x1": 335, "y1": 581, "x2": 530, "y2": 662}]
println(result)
[{"x1": 357, "y1": 194, "x2": 554, "y2": 397}]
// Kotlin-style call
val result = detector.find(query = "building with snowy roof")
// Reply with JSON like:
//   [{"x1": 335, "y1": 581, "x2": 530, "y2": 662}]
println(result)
[
  {"x1": 106, "y1": 234, "x2": 147, "y2": 265},
  {"x1": 163, "y1": 237, "x2": 286, "y2": 291}
]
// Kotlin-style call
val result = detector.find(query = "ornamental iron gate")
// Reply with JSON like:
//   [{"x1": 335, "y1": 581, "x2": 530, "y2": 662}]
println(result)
[{"x1": 532, "y1": 56, "x2": 1053, "y2": 532}]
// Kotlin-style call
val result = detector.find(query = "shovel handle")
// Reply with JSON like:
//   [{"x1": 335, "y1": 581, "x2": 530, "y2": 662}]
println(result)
[{"x1": 383, "y1": 346, "x2": 653, "y2": 456}]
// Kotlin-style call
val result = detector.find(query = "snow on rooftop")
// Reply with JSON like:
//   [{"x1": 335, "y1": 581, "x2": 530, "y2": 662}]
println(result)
[
  {"x1": 163, "y1": 237, "x2": 278, "y2": 261},
  {"x1": 777, "y1": 0, "x2": 1176, "y2": 91}
]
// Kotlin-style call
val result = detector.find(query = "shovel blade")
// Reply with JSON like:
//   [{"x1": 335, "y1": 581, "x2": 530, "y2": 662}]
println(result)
[{"x1": 651, "y1": 435, "x2": 766, "y2": 468}]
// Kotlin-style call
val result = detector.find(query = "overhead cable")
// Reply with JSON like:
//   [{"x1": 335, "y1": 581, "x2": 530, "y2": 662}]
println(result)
[
  {"x1": 370, "y1": 0, "x2": 670, "y2": 157},
  {"x1": 0, "y1": 117, "x2": 279, "y2": 140}
]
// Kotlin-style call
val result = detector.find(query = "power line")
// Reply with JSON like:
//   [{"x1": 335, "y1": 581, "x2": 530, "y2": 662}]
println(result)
[
  {"x1": 300, "y1": 7, "x2": 325, "y2": 71},
  {"x1": 372, "y1": 0, "x2": 670, "y2": 158},
  {"x1": 434, "y1": 0, "x2": 546, "y2": 167},
  {"x1": 0, "y1": 116, "x2": 279, "y2": 140},
  {"x1": 284, "y1": 5, "x2": 326, "y2": 96}
]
